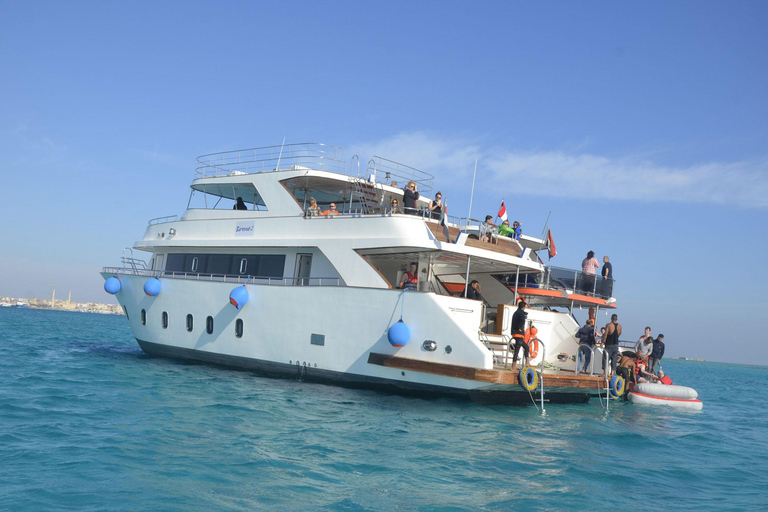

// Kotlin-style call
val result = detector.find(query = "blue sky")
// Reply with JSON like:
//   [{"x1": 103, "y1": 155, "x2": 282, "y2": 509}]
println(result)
[{"x1": 2, "y1": 1, "x2": 767, "y2": 365}]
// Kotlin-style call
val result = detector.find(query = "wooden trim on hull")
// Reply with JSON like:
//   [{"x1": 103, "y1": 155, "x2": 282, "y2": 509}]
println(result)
[
  {"x1": 367, "y1": 353, "x2": 608, "y2": 390},
  {"x1": 135, "y1": 339, "x2": 595, "y2": 405}
]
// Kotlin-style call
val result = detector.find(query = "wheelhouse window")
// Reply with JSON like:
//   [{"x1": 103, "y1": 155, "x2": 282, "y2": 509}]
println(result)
[{"x1": 187, "y1": 182, "x2": 266, "y2": 211}]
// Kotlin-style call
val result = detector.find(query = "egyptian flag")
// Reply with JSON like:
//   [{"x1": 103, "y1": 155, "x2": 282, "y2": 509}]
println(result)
[
  {"x1": 547, "y1": 229, "x2": 557, "y2": 259},
  {"x1": 497, "y1": 200, "x2": 507, "y2": 222}
]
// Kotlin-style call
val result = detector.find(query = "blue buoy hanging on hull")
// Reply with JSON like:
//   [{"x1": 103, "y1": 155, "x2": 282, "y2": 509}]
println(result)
[
  {"x1": 104, "y1": 276, "x2": 121, "y2": 294},
  {"x1": 388, "y1": 320, "x2": 411, "y2": 347},
  {"x1": 144, "y1": 278, "x2": 162, "y2": 296},
  {"x1": 229, "y1": 285, "x2": 249, "y2": 309}
]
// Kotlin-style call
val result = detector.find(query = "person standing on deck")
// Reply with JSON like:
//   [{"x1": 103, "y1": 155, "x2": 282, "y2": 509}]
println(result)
[
  {"x1": 510, "y1": 301, "x2": 529, "y2": 370},
  {"x1": 576, "y1": 318, "x2": 597, "y2": 373},
  {"x1": 581, "y1": 251, "x2": 600, "y2": 294},
  {"x1": 649, "y1": 334, "x2": 665, "y2": 374},
  {"x1": 603, "y1": 314, "x2": 622, "y2": 374},
  {"x1": 403, "y1": 181, "x2": 420, "y2": 215},
  {"x1": 601, "y1": 256, "x2": 613, "y2": 297},
  {"x1": 635, "y1": 334, "x2": 653, "y2": 363}
]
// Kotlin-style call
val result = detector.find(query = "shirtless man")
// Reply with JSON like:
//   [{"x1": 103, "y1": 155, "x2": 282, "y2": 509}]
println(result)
[{"x1": 602, "y1": 314, "x2": 622, "y2": 374}]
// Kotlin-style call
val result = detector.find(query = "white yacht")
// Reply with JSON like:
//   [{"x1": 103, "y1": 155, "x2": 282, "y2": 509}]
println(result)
[{"x1": 102, "y1": 142, "x2": 620, "y2": 405}]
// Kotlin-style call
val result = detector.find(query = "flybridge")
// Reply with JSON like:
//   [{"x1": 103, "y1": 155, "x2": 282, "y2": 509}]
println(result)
[{"x1": 193, "y1": 142, "x2": 435, "y2": 194}]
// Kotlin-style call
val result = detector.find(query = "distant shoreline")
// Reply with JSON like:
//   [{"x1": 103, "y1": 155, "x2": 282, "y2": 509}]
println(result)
[{"x1": 0, "y1": 297, "x2": 123, "y2": 315}]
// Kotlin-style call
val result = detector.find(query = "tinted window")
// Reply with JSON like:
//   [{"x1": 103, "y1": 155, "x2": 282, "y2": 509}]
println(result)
[
  {"x1": 235, "y1": 319, "x2": 243, "y2": 338},
  {"x1": 206, "y1": 316, "x2": 214, "y2": 334},
  {"x1": 141, "y1": 309, "x2": 146, "y2": 325},
  {"x1": 162, "y1": 311, "x2": 168, "y2": 329},
  {"x1": 186, "y1": 314, "x2": 193, "y2": 332}
]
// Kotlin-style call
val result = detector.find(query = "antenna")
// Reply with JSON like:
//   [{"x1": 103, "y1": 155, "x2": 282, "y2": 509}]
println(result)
[
  {"x1": 275, "y1": 137, "x2": 286, "y2": 171},
  {"x1": 466, "y1": 158, "x2": 478, "y2": 224}
]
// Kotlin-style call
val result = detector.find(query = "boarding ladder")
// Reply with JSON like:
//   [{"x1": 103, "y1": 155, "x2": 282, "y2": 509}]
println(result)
[{"x1": 352, "y1": 178, "x2": 383, "y2": 214}]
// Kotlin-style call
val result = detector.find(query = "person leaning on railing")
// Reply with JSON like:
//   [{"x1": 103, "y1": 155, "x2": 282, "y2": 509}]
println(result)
[{"x1": 390, "y1": 197, "x2": 402, "y2": 214}]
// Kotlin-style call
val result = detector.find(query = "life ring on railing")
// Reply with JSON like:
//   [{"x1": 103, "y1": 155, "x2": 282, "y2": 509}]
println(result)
[
  {"x1": 524, "y1": 327, "x2": 540, "y2": 359},
  {"x1": 519, "y1": 366, "x2": 538, "y2": 391}
]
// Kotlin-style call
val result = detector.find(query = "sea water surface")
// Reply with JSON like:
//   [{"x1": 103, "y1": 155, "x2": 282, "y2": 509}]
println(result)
[{"x1": 1, "y1": 308, "x2": 767, "y2": 511}]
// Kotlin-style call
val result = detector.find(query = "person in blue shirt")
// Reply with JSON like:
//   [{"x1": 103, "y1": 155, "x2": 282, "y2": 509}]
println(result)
[
  {"x1": 511, "y1": 221, "x2": 522, "y2": 240},
  {"x1": 465, "y1": 280, "x2": 483, "y2": 301}
]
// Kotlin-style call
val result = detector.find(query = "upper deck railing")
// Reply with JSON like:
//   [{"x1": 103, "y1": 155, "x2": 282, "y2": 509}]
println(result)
[
  {"x1": 195, "y1": 143, "x2": 347, "y2": 179},
  {"x1": 497, "y1": 265, "x2": 616, "y2": 300},
  {"x1": 366, "y1": 156, "x2": 434, "y2": 196}
]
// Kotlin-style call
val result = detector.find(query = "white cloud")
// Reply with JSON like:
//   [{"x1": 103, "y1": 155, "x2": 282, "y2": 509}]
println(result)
[{"x1": 353, "y1": 132, "x2": 768, "y2": 209}]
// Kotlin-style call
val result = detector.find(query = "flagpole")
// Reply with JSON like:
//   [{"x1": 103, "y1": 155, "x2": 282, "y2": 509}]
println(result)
[{"x1": 539, "y1": 210, "x2": 552, "y2": 241}]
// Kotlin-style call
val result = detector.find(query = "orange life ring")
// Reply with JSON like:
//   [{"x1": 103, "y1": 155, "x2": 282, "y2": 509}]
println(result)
[
  {"x1": 529, "y1": 338, "x2": 540, "y2": 359},
  {"x1": 524, "y1": 327, "x2": 540, "y2": 359}
]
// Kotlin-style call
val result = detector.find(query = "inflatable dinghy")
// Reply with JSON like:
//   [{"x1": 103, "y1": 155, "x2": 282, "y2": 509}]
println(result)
[{"x1": 628, "y1": 383, "x2": 703, "y2": 410}]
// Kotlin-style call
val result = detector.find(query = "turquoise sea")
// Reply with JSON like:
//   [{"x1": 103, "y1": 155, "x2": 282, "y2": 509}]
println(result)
[{"x1": 1, "y1": 308, "x2": 767, "y2": 511}]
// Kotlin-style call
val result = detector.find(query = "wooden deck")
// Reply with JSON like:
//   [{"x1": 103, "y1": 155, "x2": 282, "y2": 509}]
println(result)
[
  {"x1": 426, "y1": 222, "x2": 523, "y2": 258},
  {"x1": 368, "y1": 353, "x2": 608, "y2": 390}
]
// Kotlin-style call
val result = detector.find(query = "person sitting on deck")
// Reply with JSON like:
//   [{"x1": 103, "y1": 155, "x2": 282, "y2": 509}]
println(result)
[
  {"x1": 399, "y1": 262, "x2": 419, "y2": 291},
  {"x1": 465, "y1": 280, "x2": 484, "y2": 301},
  {"x1": 234, "y1": 197, "x2": 248, "y2": 210},
  {"x1": 509, "y1": 301, "x2": 529, "y2": 370},
  {"x1": 480, "y1": 215, "x2": 496, "y2": 242},
  {"x1": 306, "y1": 197, "x2": 321, "y2": 217},
  {"x1": 321, "y1": 203, "x2": 339, "y2": 216}
]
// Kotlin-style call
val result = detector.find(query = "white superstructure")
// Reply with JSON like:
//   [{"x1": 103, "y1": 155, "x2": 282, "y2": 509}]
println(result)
[{"x1": 103, "y1": 143, "x2": 619, "y2": 404}]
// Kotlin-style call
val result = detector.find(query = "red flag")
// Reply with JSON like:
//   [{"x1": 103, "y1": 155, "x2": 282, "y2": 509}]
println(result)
[
  {"x1": 547, "y1": 229, "x2": 557, "y2": 258},
  {"x1": 497, "y1": 201, "x2": 507, "y2": 221}
]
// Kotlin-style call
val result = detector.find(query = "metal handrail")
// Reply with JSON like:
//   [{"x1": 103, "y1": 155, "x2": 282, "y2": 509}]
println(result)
[
  {"x1": 101, "y1": 267, "x2": 342, "y2": 287},
  {"x1": 366, "y1": 155, "x2": 434, "y2": 195},
  {"x1": 148, "y1": 215, "x2": 178, "y2": 225},
  {"x1": 195, "y1": 143, "x2": 347, "y2": 178}
]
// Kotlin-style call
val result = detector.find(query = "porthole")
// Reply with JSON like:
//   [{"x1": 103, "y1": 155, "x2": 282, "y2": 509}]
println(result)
[
  {"x1": 162, "y1": 311, "x2": 168, "y2": 329},
  {"x1": 186, "y1": 314, "x2": 193, "y2": 332},
  {"x1": 206, "y1": 316, "x2": 214, "y2": 334},
  {"x1": 235, "y1": 319, "x2": 243, "y2": 338},
  {"x1": 191, "y1": 257, "x2": 199, "y2": 272},
  {"x1": 239, "y1": 258, "x2": 247, "y2": 274},
  {"x1": 141, "y1": 309, "x2": 146, "y2": 325}
]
